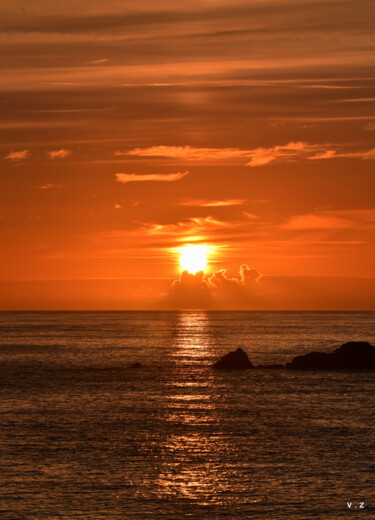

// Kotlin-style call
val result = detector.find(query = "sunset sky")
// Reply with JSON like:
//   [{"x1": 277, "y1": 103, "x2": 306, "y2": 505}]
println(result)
[{"x1": 1, "y1": 0, "x2": 375, "y2": 309}]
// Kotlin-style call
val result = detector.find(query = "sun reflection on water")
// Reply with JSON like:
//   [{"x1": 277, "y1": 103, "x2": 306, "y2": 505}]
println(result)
[
  {"x1": 153, "y1": 431, "x2": 257, "y2": 505},
  {"x1": 153, "y1": 312, "x2": 240, "y2": 504},
  {"x1": 136, "y1": 311, "x2": 264, "y2": 507},
  {"x1": 171, "y1": 311, "x2": 213, "y2": 365}
]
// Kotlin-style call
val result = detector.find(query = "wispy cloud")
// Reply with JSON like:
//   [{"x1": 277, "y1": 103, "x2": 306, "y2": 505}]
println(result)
[
  {"x1": 115, "y1": 171, "x2": 188, "y2": 183},
  {"x1": 309, "y1": 150, "x2": 337, "y2": 160},
  {"x1": 243, "y1": 212, "x2": 260, "y2": 220},
  {"x1": 309, "y1": 148, "x2": 375, "y2": 161},
  {"x1": 354, "y1": 149, "x2": 375, "y2": 161},
  {"x1": 140, "y1": 216, "x2": 233, "y2": 237},
  {"x1": 125, "y1": 142, "x2": 375, "y2": 166},
  {"x1": 47, "y1": 149, "x2": 71, "y2": 159},
  {"x1": 281, "y1": 214, "x2": 354, "y2": 231},
  {"x1": 281, "y1": 209, "x2": 375, "y2": 231},
  {"x1": 123, "y1": 142, "x2": 317, "y2": 166},
  {"x1": 121, "y1": 145, "x2": 250, "y2": 161},
  {"x1": 5, "y1": 150, "x2": 30, "y2": 161},
  {"x1": 177, "y1": 198, "x2": 245, "y2": 207},
  {"x1": 324, "y1": 97, "x2": 375, "y2": 104},
  {"x1": 245, "y1": 141, "x2": 314, "y2": 166},
  {"x1": 37, "y1": 183, "x2": 62, "y2": 190}
]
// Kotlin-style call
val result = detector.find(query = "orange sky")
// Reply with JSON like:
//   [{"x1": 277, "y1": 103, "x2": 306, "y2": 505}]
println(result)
[{"x1": 1, "y1": 0, "x2": 375, "y2": 309}]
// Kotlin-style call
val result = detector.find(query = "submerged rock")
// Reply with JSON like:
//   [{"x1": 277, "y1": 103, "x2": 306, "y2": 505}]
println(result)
[
  {"x1": 213, "y1": 347, "x2": 253, "y2": 370},
  {"x1": 286, "y1": 341, "x2": 375, "y2": 370},
  {"x1": 130, "y1": 362, "x2": 142, "y2": 369}
]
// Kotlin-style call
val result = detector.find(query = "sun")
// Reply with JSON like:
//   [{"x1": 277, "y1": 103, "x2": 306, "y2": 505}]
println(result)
[{"x1": 180, "y1": 245, "x2": 208, "y2": 274}]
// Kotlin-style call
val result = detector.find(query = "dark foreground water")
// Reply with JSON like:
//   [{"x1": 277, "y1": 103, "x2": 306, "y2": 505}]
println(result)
[{"x1": 0, "y1": 311, "x2": 374, "y2": 519}]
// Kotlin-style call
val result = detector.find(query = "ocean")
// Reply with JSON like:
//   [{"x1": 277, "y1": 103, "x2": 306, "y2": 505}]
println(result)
[{"x1": 0, "y1": 311, "x2": 374, "y2": 519}]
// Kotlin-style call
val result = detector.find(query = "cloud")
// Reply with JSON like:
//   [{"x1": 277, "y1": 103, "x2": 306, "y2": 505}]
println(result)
[
  {"x1": 245, "y1": 141, "x2": 317, "y2": 166},
  {"x1": 309, "y1": 150, "x2": 337, "y2": 160},
  {"x1": 178, "y1": 199, "x2": 245, "y2": 207},
  {"x1": 37, "y1": 183, "x2": 62, "y2": 190},
  {"x1": 362, "y1": 148, "x2": 375, "y2": 160},
  {"x1": 281, "y1": 209, "x2": 375, "y2": 231},
  {"x1": 140, "y1": 215, "x2": 237, "y2": 237},
  {"x1": 114, "y1": 203, "x2": 122, "y2": 209},
  {"x1": 309, "y1": 148, "x2": 375, "y2": 161},
  {"x1": 209, "y1": 264, "x2": 262, "y2": 291},
  {"x1": 5, "y1": 150, "x2": 29, "y2": 161},
  {"x1": 190, "y1": 216, "x2": 235, "y2": 228},
  {"x1": 122, "y1": 142, "x2": 322, "y2": 166},
  {"x1": 365, "y1": 123, "x2": 375, "y2": 131},
  {"x1": 115, "y1": 171, "x2": 188, "y2": 183},
  {"x1": 125, "y1": 213, "x2": 260, "y2": 248},
  {"x1": 170, "y1": 270, "x2": 211, "y2": 306},
  {"x1": 281, "y1": 214, "x2": 354, "y2": 231},
  {"x1": 122, "y1": 146, "x2": 250, "y2": 160},
  {"x1": 329, "y1": 209, "x2": 375, "y2": 227},
  {"x1": 47, "y1": 149, "x2": 71, "y2": 159},
  {"x1": 124, "y1": 143, "x2": 314, "y2": 164},
  {"x1": 122, "y1": 143, "x2": 294, "y2": 166},
  {"x1": 169, "y1": 263, "x2": 262, "y2": 308},
  {"x1": 121, "y1": 142, "x2": 375, "y2": 166},
  {"x1": 242, "y1": 211, "x2": 260, "y2": 220}
]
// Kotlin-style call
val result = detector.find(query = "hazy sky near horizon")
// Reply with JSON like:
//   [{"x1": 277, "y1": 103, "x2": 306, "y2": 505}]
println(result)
[{"x1": 1, "y1": 0, "x2": 375, "y2": 308}]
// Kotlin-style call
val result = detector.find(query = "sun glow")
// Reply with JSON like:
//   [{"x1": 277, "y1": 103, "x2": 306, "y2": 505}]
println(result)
[{"x1": 180, "y1": 245, "x2": 208, "y2": 274}]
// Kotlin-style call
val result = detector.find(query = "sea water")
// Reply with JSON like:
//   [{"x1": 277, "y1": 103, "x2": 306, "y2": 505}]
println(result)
[{"x1": 0, "y1": 311, "x2": 374, "y2": 519}]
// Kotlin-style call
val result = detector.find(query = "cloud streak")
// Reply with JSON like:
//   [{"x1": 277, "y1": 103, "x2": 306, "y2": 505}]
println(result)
[
  {"x1": 124, "y1": 142, "x2": 313, "y2": 166},
  {"x1": 140, "y1": 215, "x2": 239, "y2": 238},
  {"x1": 5, "y1": 150, "x2": 30, "y2": 161},
  {"x1": 281, "y1": 209, "x2": 375, "y2": 231},
  {"x1": 37, "y1": 183, "x2": 62, "y2": 190},
  {"x1": 124, "y1": 142, "x2": 375, "y2": 166},
  {"x1": 123, "y1": 145, "x2": 250, "y2": 160},
  {"x1": 116, "y1": 171, "x2": 188, "y2": 183},
  {"x1": 47, "y1": 149, "x2": 71, "y2": 159},
  {"x1": 177, "y1": 198, "x2": 246, "y2": 207},
  {"x1": 309, "y1": 148, "x2": 375, "y2": 161},
  {"x1": 281, "y1": 214, "x2": 354, "y2": 231}
]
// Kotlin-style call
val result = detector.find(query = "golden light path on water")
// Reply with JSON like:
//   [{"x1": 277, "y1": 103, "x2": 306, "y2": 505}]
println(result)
[{"x1": 151, "y1": 312, "x2": 259, "y2": 506}]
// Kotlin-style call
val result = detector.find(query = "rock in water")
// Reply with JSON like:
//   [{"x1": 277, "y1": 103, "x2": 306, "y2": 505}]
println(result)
[
  {"x1": 286, "y1": 341, "x2": 375, "y2": 370},
  {"x1": 130, "y1": 362, "x2": 142, "y2": 369},
  {"x1": 213, "y1": 347, "x2": 253, "y2": 370}
]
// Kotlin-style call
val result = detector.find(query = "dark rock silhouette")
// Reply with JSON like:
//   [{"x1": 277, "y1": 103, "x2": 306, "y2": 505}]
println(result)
[
  {"x1": 255, "y1": 364, "x2": 284, "y2": 369},
  {"x1": 130, "y1": 362, "x2": 142, "y2": 369},
  {"x1": 286, "y1": 341, "x2": 375, "y2": 370},
  {"x1": 213, "y1": 347, "x2": 253, "y2": 369}
]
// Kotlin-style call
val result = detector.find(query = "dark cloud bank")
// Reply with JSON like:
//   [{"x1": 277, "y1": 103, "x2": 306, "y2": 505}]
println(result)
[
  {"x1": 168, "y1": 264, "x2": 263, "y2": 308},
  {"x1": 0, "y1": 273, "x2": 374, "y2": 310},
  {"x1": 163, "y1": 265, "x2": 375, "y2": 310}
]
